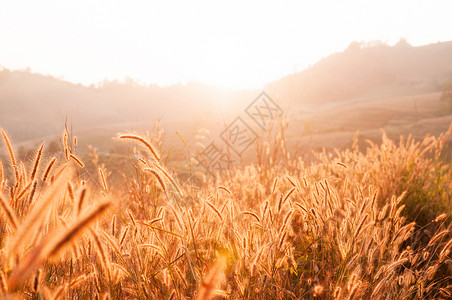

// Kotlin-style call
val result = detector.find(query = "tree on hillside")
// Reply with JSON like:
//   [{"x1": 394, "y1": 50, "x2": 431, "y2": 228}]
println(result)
[
  {"x1": 395, "y1": 38, "x2": 412, "y2": 48},
  {"x1": 47, "y1": 139, "x2": 61, "y2": 154}
]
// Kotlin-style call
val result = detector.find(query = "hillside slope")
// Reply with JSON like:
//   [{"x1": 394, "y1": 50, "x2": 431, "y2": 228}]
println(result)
[
  {"x1": 266, "y1": 40, "x2": 452, "y2": 105},
  {"x1": 1, "y1": 40, "x2": 452, "y2": 148}
]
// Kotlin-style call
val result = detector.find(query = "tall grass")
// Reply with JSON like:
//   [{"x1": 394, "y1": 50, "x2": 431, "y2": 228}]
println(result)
[{"x1": 0, "y1": 124, "x2": 450, "y2": 299}]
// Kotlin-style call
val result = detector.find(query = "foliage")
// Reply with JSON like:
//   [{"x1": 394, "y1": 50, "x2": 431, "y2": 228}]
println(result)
[{"x1": 0, "y1": 124, "x2": 451, "y2": 299}]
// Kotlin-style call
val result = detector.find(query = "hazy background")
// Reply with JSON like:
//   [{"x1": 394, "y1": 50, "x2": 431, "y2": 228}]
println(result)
[
  {"x1": 1, "y1": 0, "x2": 451, "y2": 88},
  {"x1": 1, "y1": 0, "x2": 452, "y2": 167}
]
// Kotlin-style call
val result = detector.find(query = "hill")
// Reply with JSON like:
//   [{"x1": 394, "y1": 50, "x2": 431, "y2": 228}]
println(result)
[
  {"x1": 0, "y1": 68, "x2": 254, "y2": 143},
  {"x1": 266, "y1": 40, "x2": 452, "y2": 105},
  {"x1": 1, "y1": 40, "x2": 452, "y2": 154}
]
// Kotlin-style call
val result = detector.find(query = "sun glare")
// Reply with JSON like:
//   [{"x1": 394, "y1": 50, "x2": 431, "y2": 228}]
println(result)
[{"x1": 0, "y1": 0, "x2": 451, "y2": 88}]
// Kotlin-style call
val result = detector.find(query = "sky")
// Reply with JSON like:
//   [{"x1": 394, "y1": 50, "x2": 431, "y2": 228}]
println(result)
[{"x1": 0, "y1": 0, "x2": 451, "y2": 89}]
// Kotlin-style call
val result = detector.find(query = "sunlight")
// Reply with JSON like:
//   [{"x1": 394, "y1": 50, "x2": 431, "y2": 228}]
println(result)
[
  {"x1": 1, "y1": 1, "x2": 452, "y2": 298},
  {"x1": 0, "y1": 0, "x2": 451, "y2": 88}
]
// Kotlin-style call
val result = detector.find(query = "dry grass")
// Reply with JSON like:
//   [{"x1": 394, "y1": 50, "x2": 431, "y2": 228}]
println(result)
[{"x1": 0, "y1": 123, "x2": 451, "y2": 299}]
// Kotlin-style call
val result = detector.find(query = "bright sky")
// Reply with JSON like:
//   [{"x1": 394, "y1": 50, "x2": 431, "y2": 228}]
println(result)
[{"x1": 0, "y1": 0, "x2": 451, "y2": 89}]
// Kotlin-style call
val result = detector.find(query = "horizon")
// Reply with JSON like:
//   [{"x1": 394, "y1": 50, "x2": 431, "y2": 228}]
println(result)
[
  {"x1": 1, "y1": 39, "x2": 450, "y2": 91},
  {"x1": 1, "y1": 0, "x2": 452, "y2": 89}
]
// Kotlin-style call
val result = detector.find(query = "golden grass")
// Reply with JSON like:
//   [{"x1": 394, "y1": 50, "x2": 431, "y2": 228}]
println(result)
[{"x1": 0, "y1": 124, "x2": 451, "y2": 299}]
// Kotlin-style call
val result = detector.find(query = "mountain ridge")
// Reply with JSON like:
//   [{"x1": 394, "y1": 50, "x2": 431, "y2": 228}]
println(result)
[{"x1": 1, "y1": 40, "x2": 452, "y2": 144}]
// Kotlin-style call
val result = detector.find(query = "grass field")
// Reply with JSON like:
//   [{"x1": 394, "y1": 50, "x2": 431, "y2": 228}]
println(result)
[{"x1": 0, "y1": 119, "x2": 451, "y2": 299}]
